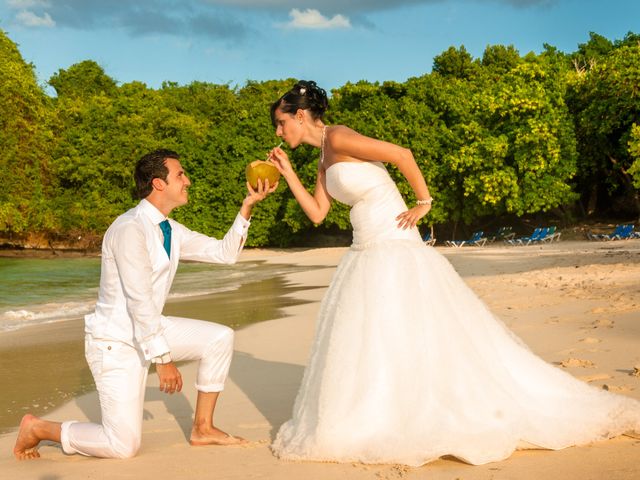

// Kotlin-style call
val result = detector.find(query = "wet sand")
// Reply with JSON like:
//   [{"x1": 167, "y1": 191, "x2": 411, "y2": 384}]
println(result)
[{"x1": 1, "y1": 266, "x2": 323, "y2": 434}]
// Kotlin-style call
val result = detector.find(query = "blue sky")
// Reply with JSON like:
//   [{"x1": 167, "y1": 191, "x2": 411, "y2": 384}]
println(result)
[{"x1": 1, "y1": 0, "x2": 638, "y2": 95}]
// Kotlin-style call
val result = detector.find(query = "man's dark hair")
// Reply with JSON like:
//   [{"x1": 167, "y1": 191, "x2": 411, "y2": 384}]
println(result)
[{"x1": 134, "y1": 149, "x2": 180, "y2": 199}]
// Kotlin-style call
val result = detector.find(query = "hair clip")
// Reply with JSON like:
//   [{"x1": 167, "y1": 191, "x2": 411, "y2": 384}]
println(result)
[{"x1": 299, "y1": 87, "x2": 306, "y2": 95}]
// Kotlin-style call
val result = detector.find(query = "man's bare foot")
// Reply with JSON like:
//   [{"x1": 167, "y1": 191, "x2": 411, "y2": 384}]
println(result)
[
  {"x1": 14, "y1": 415, "x2": 43, "y2": 460},
  {"x1": 189, "y1": 425, "x2": 248, "y2": 446}
]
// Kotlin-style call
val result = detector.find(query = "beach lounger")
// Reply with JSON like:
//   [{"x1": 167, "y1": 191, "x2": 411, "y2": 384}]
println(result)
[
  {"x1": 537, "y1": 226, "x2": 561, "y2": 243},
  {"x1": 487, "y1": 226, "x2": 515, "y2": 242},
  {"x1": 506, "y1": 227, "x2": 542, "y2": 245},
  {"x1": 445, "y1": 231, "x2": 487, "y2": 248},
  {"x1": 587, "y1": 224, "x2": 635, "y2": 241},
  {"x1": 422, "y1": 230, "x2": 436, "y2": 246}
]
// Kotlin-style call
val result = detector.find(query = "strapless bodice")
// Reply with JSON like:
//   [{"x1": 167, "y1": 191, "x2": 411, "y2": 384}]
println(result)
[{"x1": 325, "y1": 161, "x2": 421, "y2": 246}]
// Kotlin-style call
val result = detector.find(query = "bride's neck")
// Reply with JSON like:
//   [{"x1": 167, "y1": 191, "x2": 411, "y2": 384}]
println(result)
[{"x1": 306, "y1": 122, "x2": 326, "y2": 148}]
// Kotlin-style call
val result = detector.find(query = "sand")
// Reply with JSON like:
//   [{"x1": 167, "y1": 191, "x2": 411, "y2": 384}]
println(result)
[{"x1": 1, "y1": 240, "x2": 639, "y2": 480}]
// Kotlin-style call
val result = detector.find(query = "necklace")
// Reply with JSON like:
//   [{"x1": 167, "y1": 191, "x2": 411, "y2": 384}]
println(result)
[{"x1": 320, "y1": 125, "x2": 327, "y2": 164}]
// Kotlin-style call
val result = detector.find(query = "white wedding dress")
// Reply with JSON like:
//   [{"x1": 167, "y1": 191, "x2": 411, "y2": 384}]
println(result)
[{"x1": 271, "y1": 160, "x2": 640, "y2": 466}]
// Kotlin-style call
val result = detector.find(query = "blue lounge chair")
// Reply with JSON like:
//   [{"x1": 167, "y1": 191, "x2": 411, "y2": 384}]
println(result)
[
  {"x1": 487, "y1": 226, "x2": 515, "y2": 242},
  {"x1": 445, "y1": 231, "x2": 487, "y2": 248},
  {"x1": 522, "y1": 227, "x2": 549, "y2": 245},
  {"x1": 537, "y1": 226, "x2": 561, "y2": 243},
  {"x1": 506, "y1": 227, "x2": 542, "y2": 245},
  {"x1": 587, "y1": 224, "x2": 635, "y2": 241},
  {"x1": 604, "y1": 224, "x2": 634, "y2": 240},
  {"x1": 422, "y1": 229, "x2": 436, "y2": 246}
]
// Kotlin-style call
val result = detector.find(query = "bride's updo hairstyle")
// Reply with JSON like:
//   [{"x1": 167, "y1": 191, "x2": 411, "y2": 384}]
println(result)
[{"x1": 270, "y1": 80, "x2": 328, "y2": 126}]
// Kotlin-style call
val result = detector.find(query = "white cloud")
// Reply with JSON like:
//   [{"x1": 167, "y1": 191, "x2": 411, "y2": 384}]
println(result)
[
  {"x1": 15, "y1": 10, "x2": 55, "y2": 27},
  {"x1": 7, "y1": 0, "x2": 50, "y2": 8},
  {"x1": 285, "y1": 8, "x2": 351, "y2": 29}
]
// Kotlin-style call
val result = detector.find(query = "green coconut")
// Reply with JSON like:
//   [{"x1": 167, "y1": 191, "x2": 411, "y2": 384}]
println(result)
[{"x1": 245, "y1": 160, "x2": 281, "y2": 189}]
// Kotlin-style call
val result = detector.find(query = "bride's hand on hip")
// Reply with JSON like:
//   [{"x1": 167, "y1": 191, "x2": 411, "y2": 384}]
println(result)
[
  {"x1": 396, "y1": 204, "x2": 431, "y2": 229},
  {"x1": 269, "y1": 147, "x2": 295, "y2": 178}
]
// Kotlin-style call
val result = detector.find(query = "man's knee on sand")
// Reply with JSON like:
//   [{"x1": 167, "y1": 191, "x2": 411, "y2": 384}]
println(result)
[{"x1": 106, "y1": 428, "x2": 142, "y2": 459}]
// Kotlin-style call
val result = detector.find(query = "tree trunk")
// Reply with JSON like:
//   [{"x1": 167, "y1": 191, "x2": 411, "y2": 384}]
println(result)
[
  {"x1": 609, "y1": 155, "x2": 640, "y2": 215},
  {"x1": 586, "y1": 184, "x2": 598, "y2": 215}
]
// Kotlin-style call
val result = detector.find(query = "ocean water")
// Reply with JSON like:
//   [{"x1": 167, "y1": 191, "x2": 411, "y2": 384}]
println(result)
[{"x1": 0, "y1": 256, "x2": 301, "y2": 333}]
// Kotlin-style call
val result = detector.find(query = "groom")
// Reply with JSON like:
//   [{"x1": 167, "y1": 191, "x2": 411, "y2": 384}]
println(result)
[{"x1": 14, "y1": 149, "x2": 277, "y2": 460}]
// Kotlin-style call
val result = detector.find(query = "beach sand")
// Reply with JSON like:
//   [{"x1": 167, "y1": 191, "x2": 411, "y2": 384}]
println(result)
[{"x1": 1, "y1": 240, "x2": 639, "y2": 479}]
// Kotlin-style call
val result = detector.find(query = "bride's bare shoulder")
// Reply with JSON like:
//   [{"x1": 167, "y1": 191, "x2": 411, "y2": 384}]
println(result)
[{"x1": 326, "y1": 125, "x2": 364, "y2": 147}]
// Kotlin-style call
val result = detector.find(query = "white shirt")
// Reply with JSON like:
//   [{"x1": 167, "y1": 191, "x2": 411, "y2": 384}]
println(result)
[{"x1": 85, "y1": 199, "x2": 250, "y2": 360}]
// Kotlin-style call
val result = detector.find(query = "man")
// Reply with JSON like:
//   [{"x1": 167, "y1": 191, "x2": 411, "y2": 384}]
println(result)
[{"x1": 14, "y1": 149, "x2": 277, "y2": 459}]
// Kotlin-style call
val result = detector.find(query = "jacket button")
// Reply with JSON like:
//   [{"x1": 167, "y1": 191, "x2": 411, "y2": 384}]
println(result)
[{"x1": 107, "y1": 346, "x2": 112, "y2": 350}]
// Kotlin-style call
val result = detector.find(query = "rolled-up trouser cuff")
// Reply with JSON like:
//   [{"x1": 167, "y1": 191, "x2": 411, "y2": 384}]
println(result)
[
  {"x1": 195, "y1": 382, "x2": 225, "y2": 393},
  {"x1": 60, "y1": 421, "x2": 79, "y2": 454}
]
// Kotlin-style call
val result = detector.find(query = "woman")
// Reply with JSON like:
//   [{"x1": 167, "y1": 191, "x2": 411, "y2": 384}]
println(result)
[{"x1": 267, "y1": 80, "x2": 640, "y2": 466}]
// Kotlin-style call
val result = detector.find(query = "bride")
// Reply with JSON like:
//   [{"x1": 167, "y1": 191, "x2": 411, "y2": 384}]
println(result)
[{"x1": 267, "y1": 80, "x2": 640, "y2": 466}]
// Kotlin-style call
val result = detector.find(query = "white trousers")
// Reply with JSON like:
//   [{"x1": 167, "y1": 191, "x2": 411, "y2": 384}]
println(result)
[{"x1": 60, "y1": 316, "x2": 234, "y2": 458}]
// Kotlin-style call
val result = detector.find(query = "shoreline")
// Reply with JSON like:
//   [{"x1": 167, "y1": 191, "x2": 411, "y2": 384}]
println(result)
[
  {"x1": 1, "y1": 241, "x2": 639, "y2": 479},
  {"x1": 0, "y1": 263, "x2": 324, "y2": 435}
]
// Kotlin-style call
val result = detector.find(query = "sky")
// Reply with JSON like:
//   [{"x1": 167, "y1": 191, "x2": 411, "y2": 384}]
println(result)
[{"x1": 1, "y1": 0, "x2": 639, "y2": 96}]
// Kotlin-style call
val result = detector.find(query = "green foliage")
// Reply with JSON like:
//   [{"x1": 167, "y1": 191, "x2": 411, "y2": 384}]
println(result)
[
  {"x1": 481, "y1": 45, "x2": 521, "y2": 73},
  {"x1": 0, "y1": 29, "x2": 55, "y2": 234},
  {"x1": 570, "y1": 32, "x2": 614, "y2": 71},
  {"x1": 432, "y1": 45, "x2": 480, "y2": 79},
  {"x1": 628, "y1": 124, "x2": 640, "y2": 188},
  {"x1": 567, "y1": 43, "x2": 640, "y2": 213},
  {"x1": 49, "y1": 60, "x2": 118, "y2": 98},
  {"x1": 1, "y1": 29, "x2": 638, "y2": 246}
]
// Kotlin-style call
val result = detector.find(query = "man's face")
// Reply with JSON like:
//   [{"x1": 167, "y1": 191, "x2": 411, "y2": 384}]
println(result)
[{"x1": 162, "y1": 158, "x2": 191, "y2": 208}]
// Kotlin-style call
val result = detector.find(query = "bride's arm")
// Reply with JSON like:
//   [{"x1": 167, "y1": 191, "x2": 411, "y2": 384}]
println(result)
[
  {"x1": 269, "y1": 147, "x2": 332, "y2": 224},
  {"x1": 331, "y1": 128, "x2": 432, "y2": 228}
]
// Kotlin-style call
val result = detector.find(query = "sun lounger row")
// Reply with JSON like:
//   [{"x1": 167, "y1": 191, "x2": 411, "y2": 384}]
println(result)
[
  {"x1": 444, "y1": 226, "x2": 518, "y2": 247},
  {"x1": 445, "y1": 231, "x2": 487, "y2": 248},
  {"x1": 504, "y1": 226, "x2": 561, "y2": 245},
  {"x1": 438, "y1": 226, "x2": 561, "y2": 248},
  {"x1": 425, "y1": 223, "x2": 638, "y2": 248},
  {"x1": 586, "y1": 223, "x2": 638, "y2": 241}
]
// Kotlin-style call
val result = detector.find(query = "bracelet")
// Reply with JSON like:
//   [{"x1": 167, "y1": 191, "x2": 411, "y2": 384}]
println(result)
[{"x1": 416, "y1": 198, "x2": 433, "y2": 206}]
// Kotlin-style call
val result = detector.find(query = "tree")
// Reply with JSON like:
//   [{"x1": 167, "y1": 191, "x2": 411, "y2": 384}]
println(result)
[
  {"x1": 0, "y1": 30, "x2": 54, "y2": 235},
  {"x1": 432, "y1": 45, "x2": 479, "y2": 79},
  {"x1": 49, "y1": 60, "x2": 117, "y2": 98},
  {"x1": 428, "y1": 58, "x2": 578, "y2": 227},
  {"x1": 567, "y1": 44, "x2": 640, "y2": 216},
  {"x1": 628, "y1": 124, "x2": 640, "y2": 188},
  {"x1": 3, "y1": 27, "x2": 638, "y2": 247},
  {"x1": 570, "y1": 32, "x2": 614, "y2": 72},
  {"x1": 481, "y1": 45, "x2": 521, "y2": 74}
]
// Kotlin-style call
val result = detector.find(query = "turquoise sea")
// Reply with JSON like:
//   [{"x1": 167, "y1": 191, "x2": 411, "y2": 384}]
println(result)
[{"x1": 0, "y1": 256, "x2": 303, "y2": 333}]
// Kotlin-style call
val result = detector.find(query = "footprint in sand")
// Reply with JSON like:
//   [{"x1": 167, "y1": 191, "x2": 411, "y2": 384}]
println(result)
[
  {"x1": 590, "y1": 307, "x2": 608, "y2": 314},
  {"x1": 591, "y1": 318, "x2": 614, "y2": 329},
  {"x1": 602, "y1": 384, "x2": 633, "y2": 393},
  {"x1": 578, "y1": 373, "x2": 611, "y2": 382},
  {"x1": 579, "y1": 337, "x2": 601, "y2": 344},
  {"x1": 561, "y1": 358, "x2": 596, "y2": 368}
]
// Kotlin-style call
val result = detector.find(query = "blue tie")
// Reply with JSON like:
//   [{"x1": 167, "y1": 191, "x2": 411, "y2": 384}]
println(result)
[{"x1": 159, "y1": 220, "x2": 172, "y2": 258}]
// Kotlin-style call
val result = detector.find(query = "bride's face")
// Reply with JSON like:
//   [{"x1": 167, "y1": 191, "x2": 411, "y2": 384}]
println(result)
[{"x1": 273, "y1": 108, "x2": 305, "y2": 148}]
